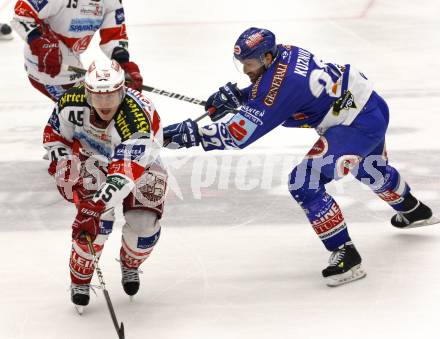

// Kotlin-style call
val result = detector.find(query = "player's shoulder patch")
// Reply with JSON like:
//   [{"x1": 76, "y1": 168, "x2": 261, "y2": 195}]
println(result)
[
  {"x1": 114, "y1": 91, "x2": 152, "y2": 141},
  {"x1": 27, "y1": 0, "x2": 48, "y2": 13},
  {"x1": 57, "y1": 83, "x2": 87, "y2": 110}
]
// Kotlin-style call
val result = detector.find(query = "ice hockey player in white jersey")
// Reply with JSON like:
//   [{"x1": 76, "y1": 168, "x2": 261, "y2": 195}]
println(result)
[
  {"x1": 43, "y1": 59, "x2": 167, "y2": 311},
  {"x1": 12, "y1": 0, "x2": 143, "y2": 101}
]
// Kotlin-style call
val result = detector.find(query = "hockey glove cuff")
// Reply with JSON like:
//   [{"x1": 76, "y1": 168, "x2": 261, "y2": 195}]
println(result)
[
  {"x1": 72, "y1": 200, "x2": 106, "y2": 243},
  {"x1": 205, "y1": 82, "x2": 243, "y2": 122},
  {"x1": 29, "y1": 32, "x2": 62, "y2": 78},
  {"x1": 163, "y1": 119, "x2": 201, "y2": 149},
  {"x1": 120, "y1": 61, "x2": 143, "y2": 92}
]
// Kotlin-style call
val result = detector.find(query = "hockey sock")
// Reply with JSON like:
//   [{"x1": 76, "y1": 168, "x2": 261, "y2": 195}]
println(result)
[
  {"x1": 296, "y1": 192, "x2": 350, "y2": 251},
  {"x1": 120, "y1": 225, "x2": 161, "y2": 269},
  {"x1": 69, "y1": 239, "x2": 104, "y2": 284},
  {"x1": 371, "y1": 165, "x2": 411, "y2": 212}
]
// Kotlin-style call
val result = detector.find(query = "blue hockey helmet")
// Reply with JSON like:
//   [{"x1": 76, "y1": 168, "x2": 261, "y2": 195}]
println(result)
[{"x1": 233, "y1": 27, "x2": 278, "y2": 62}]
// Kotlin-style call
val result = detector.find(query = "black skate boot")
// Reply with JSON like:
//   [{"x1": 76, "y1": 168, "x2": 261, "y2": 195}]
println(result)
[
  {"x1": 121, "y1": 263, "x2": 140, "y2": 299},
  {"x1": 391, "y1": 193, "x2": 438, "y2": 229},
  {"x1": 322, "y1": 241, "x2": 366, "y2": 287},
  {"x1": 0, "y1": 23, "x2": 13, "y2": 40},
  {"x1": 71, "y1": 283, "x2": 90, "y2": 315}
]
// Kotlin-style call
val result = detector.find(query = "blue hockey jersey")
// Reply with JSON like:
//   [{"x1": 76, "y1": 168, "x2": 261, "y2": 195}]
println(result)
[{"x1": 199, "y1": 44, "x2": 373, "y2": 151}]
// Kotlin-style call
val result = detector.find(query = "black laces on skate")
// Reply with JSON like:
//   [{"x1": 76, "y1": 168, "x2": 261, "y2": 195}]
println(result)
[
  {"x1": 328, "y1": 241, "x2": 354, "y2": 266},
  {"x1": 116, "y1": 258, "x2": 143, "y2": 283},
  {"x1": 328, "y1": 248, "x2": 346, "y2": 266},
  {"x1": 70, "y1": 284, "x2": 99, "y2": 295},
  {"x1": 121, "y1": 266, "x2": 141, "y2": 283}
]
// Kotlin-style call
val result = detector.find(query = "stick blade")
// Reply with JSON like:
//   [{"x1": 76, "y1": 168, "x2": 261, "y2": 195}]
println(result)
[{"x1": 119, "y1": 322, "x2": 125, "y2": 339}]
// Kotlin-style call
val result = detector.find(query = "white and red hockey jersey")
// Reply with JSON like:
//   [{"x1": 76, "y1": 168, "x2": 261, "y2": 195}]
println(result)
[
  {"x1": 12, "y1": 0, "x2": 129, "y2": 85},
  {"x1": 43, "y1": 84, "x2": 164, "y2": 209}
]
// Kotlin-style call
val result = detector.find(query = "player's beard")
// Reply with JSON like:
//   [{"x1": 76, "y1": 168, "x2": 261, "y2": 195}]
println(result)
[{"x1": 247, "y1": 65, "x2": 265, "y2": 83}]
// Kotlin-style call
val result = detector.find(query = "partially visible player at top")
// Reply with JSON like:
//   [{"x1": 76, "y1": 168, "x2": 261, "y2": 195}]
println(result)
[
  {"x1": 44, "y1": 58, "x2": 167, "y2": 313},
  {"x1": 163, "y1": 27, "x2": 438, "y2": 287},
  {"x1": 11, "y1": 0, "x2": 143, "y2": 101}
]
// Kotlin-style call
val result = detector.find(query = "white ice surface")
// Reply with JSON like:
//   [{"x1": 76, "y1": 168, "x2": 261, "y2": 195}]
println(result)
[{"x1": 1, "y1": 0, "x2": 440, "y2": 338}]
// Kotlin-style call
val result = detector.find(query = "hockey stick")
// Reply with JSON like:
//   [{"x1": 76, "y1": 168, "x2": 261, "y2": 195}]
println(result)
[
  {"x1": 85, "y1": 234, "x2": 125, "y2": 339},
  {"x1": 65, "y1": 65, "x2": 207, "y2": 106},
  {"x1": 73, "y1": 192, "x2": 125, "y2": 339}
]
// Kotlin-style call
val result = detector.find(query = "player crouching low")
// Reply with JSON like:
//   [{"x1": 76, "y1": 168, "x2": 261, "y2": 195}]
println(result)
[{"x1": 43, "y1": 59, "x2": 167, "y2": 312}]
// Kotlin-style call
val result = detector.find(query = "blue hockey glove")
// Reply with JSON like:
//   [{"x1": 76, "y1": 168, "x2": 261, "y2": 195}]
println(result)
[
  {"x1": 205, "y1": 82, "x2": 242, "y2": 122},
  {"x1": 163, "y1": 119, "x2": 201, "y2": 148}
]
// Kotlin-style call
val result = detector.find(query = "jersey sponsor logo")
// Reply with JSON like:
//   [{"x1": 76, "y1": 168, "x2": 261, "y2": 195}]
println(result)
[
  {"x1": 226, "y1": 115, "x2": 258, "y2": 145},
  {"x1": 377, "y1": 190, "x2": 404, "y2": 205},
  {"x1": 115, "y1": 8, "x2": 125, "y2": 25},
  {"x1": 80, "y1": 3, "x2": 103, "y2": 16},
  {"x1": 69, "y1": 71, "x2": 84, "y2": 82},
  {"x1": 241, "y1": 105, "x2": 265, "y2": 126},
  {"x1": 69, "y1": 18, "x2": 103, "y2": 32},
  {"x1": 137, "y1": 232, "x2": 160, "y2": 250},
  {"x1": 59, "y1": 93, "x2": 87, "y2": 109},
  {"x1": 49, "y1": 111, "x2": 60, "y2": 133},
  {"x1": 106, "y1": 174, "x2": 129, "y2": 190},
  {"x1": 281, "y1": 50, "x2": 292, "y2": 63},
  {"x1": 294, "y1": 48, "x2": 311, "y2": 77},
  {"x1": 311, "y1": 202, "x2": 345, "y2": 236},
  {"x1": 99, "y1": 220, "x2": 114, "y2": 235},
  {"x1": 113, "y1": 144, "x2": 146, "y2": 161},
  {"x1": 27, "y1": 0, "x2": 48, "y2": 12},
  {"x1": 72, "y1": 35, "x2": 93, "y2": 53},
  {"x1": 115, "y1": 98, "x2": 151, "y2": 140},
  {"x1": 250, "y1": 75, "x2": 262, "y2": 100},
  {"x1": 264, "y1": 62, "x2": 288, "y2": 107},
  {"x1": 292, "y1": 112, "x2": 308, "y2": 120},
  {"x1": 45, "y1": 85, "x2": 66, "y2": 101},
  {"x1": 73, "y1": 131, "x2": 112, "y2": 159},
  {"x1": 332, "y1": 90, "x2": 357, "y2": 116},
  {"x1": 83, "y1": 125, "x2": 110, "y2": 142},
  {"x1": 305, "y1": 136, "x2": 328, "y2": 158},
  {"x1": 336, "y1": 155, "x2": 362, "y2": 176}
]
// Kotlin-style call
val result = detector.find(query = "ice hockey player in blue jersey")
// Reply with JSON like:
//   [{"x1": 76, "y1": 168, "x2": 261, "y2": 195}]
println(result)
[{"x1": 163, "y1": 27, "x2": 438, "y2": 286}]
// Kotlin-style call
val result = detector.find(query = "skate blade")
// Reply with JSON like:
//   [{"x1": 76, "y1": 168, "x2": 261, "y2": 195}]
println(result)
[
  {"x1": 74, "y1": 305, "x2": 85, "y2": 315},
  {"x1": 0, "y1": 35, "x2": 13, "y2": 41},
  {"x1": 400, "y1": 216, "x2": 440, "y2": 229},
  {"x1": 129, "y1": 295, "x2": 134, "y2": 302},
  {"x1": 325, "y1": 264, "x2": 367, "y2": 287}
]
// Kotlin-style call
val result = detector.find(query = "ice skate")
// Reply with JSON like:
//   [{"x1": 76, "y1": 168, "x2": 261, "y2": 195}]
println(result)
[
  {"x1": 121, "y1": 263, "x2": 140, "y2": 300},
  {"x1": 322, "y1": 241, "x2": 366, "y2": 287},
  {"x1": 391, "y1": 195, "x2": 439, "y2": 229},
  {"x1": 71, "y1": 283, "x2": 90, "y2": 315},
  {"x1": 0, "y1": 23, "x2": 13, "y2": 40}
]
